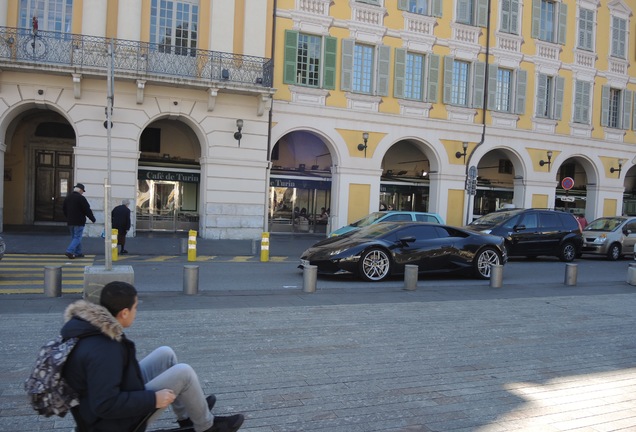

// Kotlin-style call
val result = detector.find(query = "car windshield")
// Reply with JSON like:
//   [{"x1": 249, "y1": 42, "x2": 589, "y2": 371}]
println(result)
[
  {"x1": 469, "y1": 210, "x2": 522, "y2": 228},
  {"x1": 349, "y1": 212, "x2": 386, "y2": 228},
  {"x1": 584, "y1": 218, "x2": 623, "y2": 232}
]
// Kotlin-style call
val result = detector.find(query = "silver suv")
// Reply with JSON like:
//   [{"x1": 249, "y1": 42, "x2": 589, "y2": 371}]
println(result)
[{"x1": 581, "y1": 216, "x2": 636, "y2": 260}]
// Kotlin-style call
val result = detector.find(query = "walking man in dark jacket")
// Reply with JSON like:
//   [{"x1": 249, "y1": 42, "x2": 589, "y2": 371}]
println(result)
[
  {"x1": 112, "y1": 199, "x2": 132, "y2": 254},
  {"x1": 62, "y1": 183, "x2": 96, "y2": 259},
  {"x1": 61, "y1": 281, "x2": 244, "y2": 432}
]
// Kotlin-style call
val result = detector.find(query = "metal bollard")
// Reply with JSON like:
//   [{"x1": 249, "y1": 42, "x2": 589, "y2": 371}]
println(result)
[
  {"x1": 180, "y1": 238, "x2": 188, "y2": 255},
  {"x1": 490, "y1": 264, "x2": 503, "y2": 288},
  {"x1": 44, "y1": 266, "x2": 62, "y2": 297},
  {"x1": 302, "y1": 265, "x2": 317, "y2": 293},
  {"x1": 564, "y1": 263, "x2": 577, "y2": 286},
  {"x1": 187, "y1": 230, "x2": 197, "y2": 261},
  {"x1": 403, "y1": 264, "x2": 418, "y2": 291},
  {"x1": 111, "y1": 229, "x2": 119, "y2": 261},
  {"x1": 627, "y1": 263, "x2": 636, "y2": 286},
  {"x1": 260, "y1": 232, "x2": 270, "y2": 262},
  {"x1": 183, "y1": 265, "x2": 199, "y2": 295}
]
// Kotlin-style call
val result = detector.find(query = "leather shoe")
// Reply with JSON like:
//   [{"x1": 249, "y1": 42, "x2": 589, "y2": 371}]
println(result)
[
  {"x1": 65, "y1": 252, "x2": 75, "y2": 259},
  {"x1": 177, "y1": 395, "x2": 217, "y2": 428},
  {"x1": 203, "y1": 414, "x2": 244, "y2": 432},
  {"x1": 75, "y1": 253, "x2": 85, "y2": 258}
]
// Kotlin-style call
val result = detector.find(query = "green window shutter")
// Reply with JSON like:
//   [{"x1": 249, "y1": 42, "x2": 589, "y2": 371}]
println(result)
[
  {"x1": 393, "y1": 48, "x2": 406, "y2": 99},
  {"x1": 600, "y1": 85, "x2": 609, "y2": 127},
  {"x1": 622, "y1": 90, "x2": 632, "y2": 130},
  {"x1": 377, "y1": 45, "x2": 391, "y2": 96},
  {"x1": 398, "y1": 0, "x2": 409, "y2": 11},
  {"x1": 457, "y1": 0, "x2": 471, "y2": 24},
  {"x1": 581, "y1": 81, "x2": 591, "y2": 124},
  {"x1": 573, "y1": 80, "x2": 583, "y2": 123},
  {"x1": 515, "y1": 69, "x2": 527, "y2": 115},
  {"x1": 535, "y1": 73, "x2": 547, "y2": 118},
  {"x1": 341, "y1": 39, "x2": 354, "y2": 92},
  {"x1": 557, "y1": 3, "x2": 567, "y2": 45},
  {"x1": 554, "y1": 76, "x2": 565, "y2": 120},
  {"x1": 500, "y1": 0, "x2": 511, "y2": 33},
  {"x1": 510, "y1": 0, "x2": 519, "y2": 34},
  {"x1": 426, "y1": 53, "x2": 440, "y2": 102},
  {"x1": 487, "y1": 64, "x2": 498, "y2": 111},
  {"x1": 472, "y1": 61, "x2": 486, "y2": 108},
  {"x1": 443, "y1": 56, "x2": 454, "y2": 104},
  {"x1": 323, "y1": 36, "x2": 337, "y2": 90},
  {"x1": 431, "y1": 0, "x2": 443, "y2": 17},
  {"x1": 476, "y1": 0, "x2": 488, "y2": 27},
  {"x1": 531, "y1": 0, "x2": 541, "y2": 39},
  {"x1": 283, "y1": 30, "x2": 299, "y2": 85}
]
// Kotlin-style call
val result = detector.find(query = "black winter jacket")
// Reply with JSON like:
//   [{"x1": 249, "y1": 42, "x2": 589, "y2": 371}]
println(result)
[
  {"x1": 63, "y1": 192, "x2": 96, "y2": 226},
  {"x1": 111, "y1": 205, "x2": 131, "y2": 232},
  {"x1": 61, "y1": 301, "x2": 156, "y2": 432}
]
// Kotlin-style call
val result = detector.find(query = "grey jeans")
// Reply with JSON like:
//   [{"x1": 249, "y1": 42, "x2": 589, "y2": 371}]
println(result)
[{"x1": 140, "y1": 346, "x2": 214, "y2": 432}]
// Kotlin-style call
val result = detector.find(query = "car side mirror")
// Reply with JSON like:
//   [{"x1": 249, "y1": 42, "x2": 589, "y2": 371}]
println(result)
[
  {"x1": 625, "y1": 229, "x2": 632, "y2": 236},
  {"x1": 513, "y1": 224, "x2": 526, "y2": 232},
  {"x1": 398, "y1": 236, "x2": 416, "y2": 245}
]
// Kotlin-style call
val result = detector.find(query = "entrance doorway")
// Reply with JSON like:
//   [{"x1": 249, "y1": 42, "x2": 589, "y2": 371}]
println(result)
[
  {"x1": 34, "y1": 149, "x2": 73, "y2": 222},
  {"x1": 136, "y1": 177, "x2": 199, "y2": 232}
]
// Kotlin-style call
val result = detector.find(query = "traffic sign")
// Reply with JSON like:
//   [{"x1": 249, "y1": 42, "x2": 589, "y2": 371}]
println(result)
[
  {"x1": 468, "y1": 165, "x2": 478, "y2": 180},
  {"x1": 560, "y1": 196, "x2": 575, "y2": 202},
  {"x1": 561, "y1": 177, "x2": 574, "y2": 190}
]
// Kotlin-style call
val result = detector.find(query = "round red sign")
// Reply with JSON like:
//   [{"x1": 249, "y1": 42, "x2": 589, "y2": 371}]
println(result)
[{"x1": 561, "y1": 177, "x2": 574, "y2": 190}]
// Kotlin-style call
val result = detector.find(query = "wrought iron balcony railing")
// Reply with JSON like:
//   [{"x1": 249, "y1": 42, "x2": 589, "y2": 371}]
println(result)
[{"x1": 0, "y1": 27, "x2": 273, "y2": 88}]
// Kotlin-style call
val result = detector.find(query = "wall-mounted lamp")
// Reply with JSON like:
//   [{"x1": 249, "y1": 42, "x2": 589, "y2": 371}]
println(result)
[
  {"x1": 610, "y1": 158, "x2": 626, "y2": 176},
  {"x1": 234, "y1": 119, "x2": 243, "y2": 146},
  {"x1": 357, "y1": 132, "x2": 369, "y2": 158},
  {"x1": 455, "y1": 142, "x2": 468, "y2": 163},
  {"x1": 539, "y1": 150, "x2": 553, "y2": 170}
]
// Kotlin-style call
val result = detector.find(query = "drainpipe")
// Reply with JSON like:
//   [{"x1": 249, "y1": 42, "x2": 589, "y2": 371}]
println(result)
[
  {"x1": 464, "y1": 0, "x2": 492, "y2": 225},
  {"x1": 263, "y1": 0, "x2": 277, "y2": 232}
]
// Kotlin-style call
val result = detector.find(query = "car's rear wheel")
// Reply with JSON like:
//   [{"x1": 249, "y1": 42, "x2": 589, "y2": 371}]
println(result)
[
  {"x1": 559, "y1": 242, "x2": 576, "y2": 262},
  {"x1": 473, "y1": 247, "x2": 501, "y2": 279},
  {"x1": 358, "y1": 248, "x2": 391, "y2": 282},
  {"x1": 607, "y1": 243, "x2": 621, "y2": 261}
]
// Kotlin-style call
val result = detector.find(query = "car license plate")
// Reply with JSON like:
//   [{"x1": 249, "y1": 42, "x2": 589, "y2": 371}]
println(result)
[{"x1": 300, "y1": 259, "x2": 310, "y2": 267}]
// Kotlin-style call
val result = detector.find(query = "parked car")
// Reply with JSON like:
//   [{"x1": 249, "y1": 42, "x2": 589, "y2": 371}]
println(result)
[
  {"x1": 330, "y1": 211, "x2": 444, "y2": 236},
  {"x1": 300, "y1": 221, "x2": 506, "y2": 281},
  {"x1": 467, "y1": 208, "x2": 582, "y2": 262},
  {"x1": 580, "y1": 216, "x2": 636, "y2": 260}
]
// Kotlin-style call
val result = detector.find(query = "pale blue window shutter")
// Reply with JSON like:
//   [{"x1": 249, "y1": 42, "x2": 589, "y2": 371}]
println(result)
[
  {"x1": 536, "y1": 73, "x2": 548, "y2": 118},
  {"x1": 573, "y1": 80, "x2": 591, "y2": 124},
  {"x1": 557, "y1": 3, "x2": 568, "y2": 45},
  {"x1": 426, "y1": 53, "x2": 440, "y2": 102},
  {"x1": 457, "y1": 0, "x2": 471, "y2": 24},
  {"x1": 600, "y1": 85, "x2": 610, "y2": 127},
  {"x1": 394, "y1": 48, "x2": 406, "y2": 99},
  {"x1": 431, "y1": 0, "x2": 443, "y2": 17},
  {"x1": 622, "y1": 90, "x2": 632, "y2": 130},
  {"x1": 443, "y1": 56, "x2": 454, "y2": 104},
  {"x1": 554, "y1": 76, "x2": 565, "y2": 120},
  {"x1": 515, "y1": 70, "x2": 527, "y2": 114},
  {"x1": 477, "y1": 0, "x2": 488, "y2": 27},
  {"x1": 531, "y1": 0, "x2": 541, "y2": 39},
  {"x1": 633, "y1": 95, "x2": 636, "y2": 130},
  {"x1": 341, "y1": 39, "x2": 355, "y2": 92},
  {"x1": 283, "y1": 30, "x2": 299, "y2": 85},
  {"x1": 377, "y1": 45, "x2": 391, "y2": 96},
  {"x1": 500, "y1": 0, "x2": 511, "y2": 33},
  {"x1": 578, "y1": 9, "x2": 594, "y2": 51},
  {"x1": 472, "y1": 62, "x2": 486, "y2": 108},
  {"x1": 323, "y1": 36, "x2": 337, "y2": 90},
  {"x1": 487, "y1": 64, "x2": 498, "y2": 110},
  {"x1": 510, "y1": 0, "x2": 519, "y2": 34}
]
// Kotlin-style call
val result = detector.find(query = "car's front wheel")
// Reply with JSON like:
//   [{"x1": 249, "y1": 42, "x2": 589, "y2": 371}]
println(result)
[
  {"x1": 607, "y1": 243, "x2": 621, "y2": 261},
  {"x1": 473, "y1": 247, "x2": 501, "y2": 279},
  {"x1": 358, "y1": 248, "x2": 391, "y2": 282},
  {"x1": 559, "y1": 242, "x2": 576, "y2": 262}
]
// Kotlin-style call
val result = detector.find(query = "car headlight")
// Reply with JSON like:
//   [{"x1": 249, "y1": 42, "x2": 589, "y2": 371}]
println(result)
[{"x1": 593, "y1": 234, "x2": 607, "y2": 244}]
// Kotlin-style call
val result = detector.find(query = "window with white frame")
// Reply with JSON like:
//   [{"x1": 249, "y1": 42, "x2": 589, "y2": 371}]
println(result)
[
  {"x1": 20, "y1": 0, "x2": 73, "y2": 33},
  {"x1": 283, "y1": 30, "x2": 336, "y2": 89},
  {"x1": 535, "y1": 73, "x2": 564, "y2": 119},
  {"x1": 397, "y1": 0, "x2": 443, "y2": 17},
  {"x1": 341, "y1": 40, "x2": 391, "y2": 96},
  {"x1": 456, "y1": 0, "x2": 488, "y2": 27},
  {"x1": 443, "y1": 56, "x2": 485, "y2": 108},
  {"x1": 572, "y1": 80, "x2": 591, "y2": 124},
  {"x1": 150, "y1": 0, "x2": 199, "y2": 55},
  {"x1": 495, "y1": 68, "x2": 512, "y2": 111},
  {"x1": 500, "y1": 0, "x2": 520, "y2": 35},
  {"x1": 451, "y1": 60, "x2": 469, "y2": 105},
  {"x1": 531, "y1": 0, "x2": 567, "y2": 44},
  {"x1": 393, "y1": 49, "x2": 440, "y2": 102},
  {"x1": 487, "y1": 66, "x2": 527, "y2": 114},
  {"x1": 610, "y1": 16, "x2": 627, "y2": 59},
  {"x1": 577, "y1": 7, "x2": 594, "y2": 51},
  {"x1": 601, "y1": 85, "x2": 632, "y2": 130}
]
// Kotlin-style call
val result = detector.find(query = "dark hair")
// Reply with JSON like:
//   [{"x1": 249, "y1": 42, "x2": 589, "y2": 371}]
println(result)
[{"x1": 100, "y1": 281, "x2": 137, "y2": 317}]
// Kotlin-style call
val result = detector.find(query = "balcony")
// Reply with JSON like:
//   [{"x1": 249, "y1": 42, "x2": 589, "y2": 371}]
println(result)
[{"x1": 0, "y1": 27, "x2": 273, "y2": 92}]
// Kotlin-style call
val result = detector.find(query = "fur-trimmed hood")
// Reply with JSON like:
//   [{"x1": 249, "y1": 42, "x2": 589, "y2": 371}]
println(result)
[{"x1": 61, "y1": 300, "x2": 123, "y2": 342}]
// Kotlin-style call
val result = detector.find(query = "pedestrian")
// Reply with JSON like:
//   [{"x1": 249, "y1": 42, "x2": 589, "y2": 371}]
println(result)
[
  {"x1": 62, "y1": 183, "x2": 96, "y2": 259},
  {"x1": 61, "y1": 281, "x2": 245, "y2": 432},
  {"x1": 112, "y1": 199, "x2": 132, "y2": 254}
]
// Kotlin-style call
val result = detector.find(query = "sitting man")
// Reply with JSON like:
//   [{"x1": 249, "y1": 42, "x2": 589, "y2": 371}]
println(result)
[{"x1": 61, "y1": 281, "x2": 244, "y2": 432}]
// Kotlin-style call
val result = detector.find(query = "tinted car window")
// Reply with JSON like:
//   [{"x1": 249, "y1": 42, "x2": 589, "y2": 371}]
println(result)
[
  {"x1": 436, "y1": 226, "x2": 467, "y2": 238},
  {"x1": 396, "y1": 225, "x2": 440, "y2": 240},
  {"x1": 501, "y1": 215, "x2": 520, "y2": 229},
  {"x1": 539, "y1": 212, "x2": 560, "y2": 228},
  {"x1": 624, "y1": 222, "x2": 636, "y2": 233},
  {"x1": 520, "y1": 213, "x2": 538, "y2": 228},
  {"x1": 384, "y1": 214, "x2": 412, "y2": 222},
  {"x1": 558, "y1": 213, "x2": 580, "y2": 231}
]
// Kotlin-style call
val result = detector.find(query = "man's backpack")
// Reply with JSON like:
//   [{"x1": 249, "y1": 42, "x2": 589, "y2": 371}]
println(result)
[{"x1": 24, "y1": 335, "x2": 80, "y2": 417}]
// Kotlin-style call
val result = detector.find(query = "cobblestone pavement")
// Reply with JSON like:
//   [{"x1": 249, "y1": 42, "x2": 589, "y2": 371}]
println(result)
[{"x1": 1, "y1": 283, "x2": 635, "y2": 432}]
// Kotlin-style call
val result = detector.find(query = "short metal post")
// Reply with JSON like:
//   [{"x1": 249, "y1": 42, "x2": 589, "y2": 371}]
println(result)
[
  {"x1": 303, "y1": 265, "x2": 317, "y2": 293},
  {"x1": 180, "y1": 238, "x2": 188, "y2": 255},
  {"x1": 627, "y1": 263, "x2": 636, "y2": 286},
  {"x1": 403, "y1": 264, "x2": 418, "y2": 291},
  {"x1": 183, "y1": 265, "x2": 199, "y2": 295},
  {"x1": 564, "y1": 263, "x2": 577, "y2": 286},
  {"x1": 490, "y1": 264, "x2": 503, "y2": 288},
  {"x1": 44, "y1": 266, "x2": 62, "y2": 297}
]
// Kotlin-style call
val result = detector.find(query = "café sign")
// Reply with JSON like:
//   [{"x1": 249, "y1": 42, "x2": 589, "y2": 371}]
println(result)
[{"x1": 138, "y1": 169, "x2": 200, "y2": 183}]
